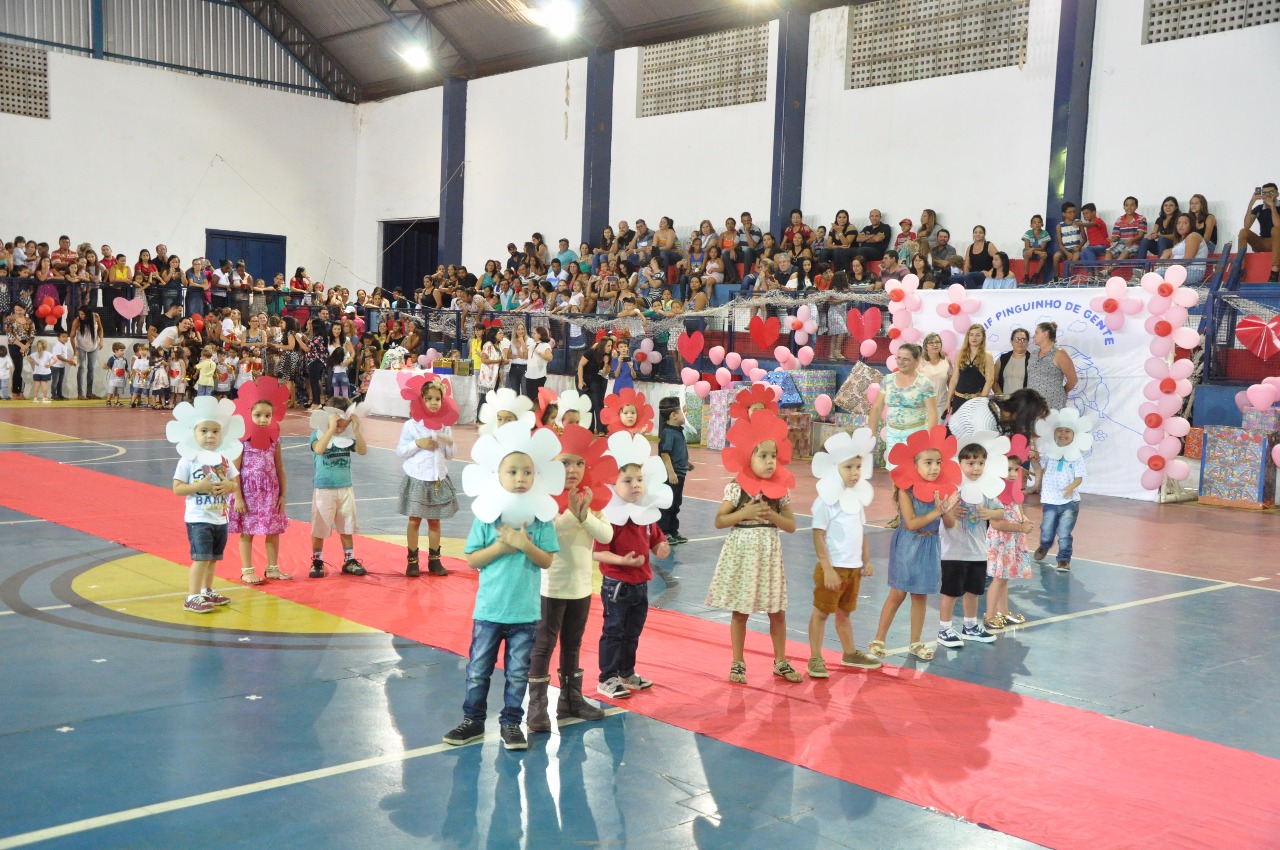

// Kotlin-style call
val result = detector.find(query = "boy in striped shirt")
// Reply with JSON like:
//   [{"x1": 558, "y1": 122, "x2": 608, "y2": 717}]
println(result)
[{"x1": 1107, "y1": 196, "x2": 1148, "y2": 260}]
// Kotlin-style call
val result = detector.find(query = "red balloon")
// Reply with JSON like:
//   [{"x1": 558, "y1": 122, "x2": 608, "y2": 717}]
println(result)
[
  {"x1": 41, "y1": 296, "x2": 55, "y2": 307},
  {"x1": 1148, "y1": 456, "x2": 1166, "y2": 472},
  {"x1": 1157, "y1": 282, "x2": 1173, "y2": 297},
  {"x1": 1154, "y1": 320, "x2": 1172, "y2": 337},
  {"x1": 887, "y1": 327, "x2": 901, "y2": 340},
  {"x1": 889, "y1": 290, "x2": 904, "y2": 303},
  {"x1": 36, "y1": 305, "x2": 50, "y2": 318},
  {"x1": 53, "y1": 306, "x2": 65, "y2": 318},
  {"x1": 1159, "y1": 377, "x2": 1176, "y2": 394},
  {"x1": 947, "y1": 303, "x2": 961, "y2": 315},
  {"x1": 1103, "y1": 298, "x2": 1118, "y2": 313},
  {"x1": 1144, "y1": 412, "x2": 1163, "y2": 428}
]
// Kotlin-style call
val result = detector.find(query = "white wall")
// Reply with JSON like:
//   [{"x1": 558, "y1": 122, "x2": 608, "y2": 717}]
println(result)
[
  {"x1": 802, "y1": 2, "x2": 1061, "y2": 251},
  {"x1": 460, "y1": 59, "x2": 588, "y2": 271},
  {"x1": 1084, "y1": 8, "x2": 1280, "y2": 240},
  {"x1": 608, "y1": 25, "x2": 777, "y2": 245},
  {"x1": 352, "y1": 88, "x2": 443, "y2": 285},
  {"x1": 0, "y1": 52, "x2": 359, "y2": 287}
]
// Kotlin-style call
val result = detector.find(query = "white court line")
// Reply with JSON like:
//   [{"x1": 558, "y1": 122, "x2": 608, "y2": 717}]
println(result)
[
  {"x1": 0, "y1": 586, "x2": 258, "y2": 617},
  {"x1": 879, "y1": 582, "x2": 1235, "y2": 657},
  {"x1": 0, "y1": 707, "x2": 625, "y2": 850},
  {"x1": 0, "y1": 519, "x2": 48, "y2": 526}
]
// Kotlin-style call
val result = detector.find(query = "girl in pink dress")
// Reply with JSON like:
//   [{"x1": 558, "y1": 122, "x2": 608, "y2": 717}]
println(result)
[
  {"x1": 229, "y1": 380, "x2": 292, "y2": 583},
  {"x1": 985, "y1": 454, "x2": 1036, "y2": 628}
]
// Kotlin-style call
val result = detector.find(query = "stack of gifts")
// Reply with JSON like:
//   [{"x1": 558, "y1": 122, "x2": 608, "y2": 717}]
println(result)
[
  {"x1": 1241, "y1": 405, "x2": 1280, "y2": 433},
  {"x1": 812, "y1": 411, "x2": 887, "y2": 468},
  {"x1": 779, "y1": 411, "x2": 813, "y2": 457},
  {"x1": 1184, "y1": 426, "x2": 1204, "y2": 460},
  {"x1": 705, "y1": 383, "x2": 751, "y2": 450},
  {"x1": 833, "y1": 362, "x2": 883, "y2": 416},
  {"x1": 780, "y1": 369, "x2": 837, "y2": 414},
  {"x1": 1198, "y1": 425, "x2": 1278, "y2": 509}
]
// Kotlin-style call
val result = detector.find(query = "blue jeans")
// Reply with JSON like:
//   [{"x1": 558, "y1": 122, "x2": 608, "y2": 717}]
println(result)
[
  {"x1": 462, "y1": 620, "x2": 537, "y2": 726},
  {"x1": 1082, "y1": 245, "x2": 1108, "y2": 264},
  {"x1": 1040, "y1": 501, "x2": 1080, "y2": 563},
  {"x1": 599, "y1": 577, "x2": 649, "y2": 682}
]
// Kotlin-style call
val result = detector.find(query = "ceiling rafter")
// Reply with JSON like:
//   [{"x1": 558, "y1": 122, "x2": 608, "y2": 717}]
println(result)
[{"x1": 234, "y1": 0, "x2": 363, "y2": 101}]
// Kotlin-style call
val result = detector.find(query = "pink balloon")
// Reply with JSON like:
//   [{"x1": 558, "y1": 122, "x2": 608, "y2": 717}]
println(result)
[
  {"x1": 1140, "y1": 469, "x2": 1165, "y2": 490},
  {"x1": 804, "y1": 320, "x2": 818, "y2": 334},
  {"x1": 741, "y1": 358, "x2": 758, "y2": 373},
  {"x1": 1157, "y1": 436, "x2": 1181, "y2": 458},
  {"x1": 1164, "y1": 264, "x2": 1187, "y2": 286},
  {"x1": 1143, "y1": 358, "x2": 1167, "y2": 379},
  {"x1": 1235, "y1": 391, "x2": 1249, "y2": 413},
  {"x1": 859, "y1": 338, "x2": 878, "y2": 359},
  {"x1": 1156, "y1": 394, "x2": 1181, "y2": 418},
  {"x1": 639, "y1": 361, "x2": 654, "y2": 375},
  {"x1": 1172, "y1": 287, "x2": 1199, "y2": 309},
  {"x1": 1142, "y1": 381, "x2": 1164, "y2": 402},
  {"x1": 1245, "y1": 384, "x2": 1278, "y2": 410},
  {"x1": 725, "y1": 352, "x2": 742, "y2": 371},
  {"x1": 866, "y1": 384, "x2": 881, "y2": 404},
  {"x1": 1138, "y1": 401, "x2": 1159, "y2": 419},
  {"x1": 773, "y1": 345, "x2": 791, "y2": 363},
  {"x1": 795, "y1": 331, "x2": 809, "y2": 346},
  {"x1": 748, "y1": 367, "x2": 767, "y2": 382},
  {"x1": 769, "y1": 385, "x2": 783, "y2": 401},
  {"x1": 708, "y1": 346, "x2": 725, "y2": 366},
  {"x1": 1149, "y1": 337, "x2": 1173, "y2": 358},
  {"x1": 1171, "y1": 327, "x2": 1200, "y2": 349},
  {"x1": 885, "y1": 355, "x2": 898, "y2": 373},
  {"x1": 715, "y1": 367, "x2": 733, "y2": 388},
  {"x1": 418, "y1": 355, "x2": 430, "y2": 368},
  {"x1": 681, "y1": 367, "x2": 699, "y2": 386},
  {"x1": 1165, "y1": 416, "x2": 1191, "y2": 438},
  {"x1": 1146, "y1": 294, "x2": 1172, "y2": 316},
  {"x1": 797, "y1": 346, "x2": 815, "y2": 366},
  {"x1": 1167, "y1": 458, "x2": 1191, "y2": 481},
  {"x1": 892, "y1": 309, "x2": 912, "y2": 329},
  {"x1": 649, "y1": 351, "x2": 663, "y2": 364},
  {"x1": 1272, "y1": 443, "x2": 1280, "y2": 467},
  {"x1": 797, "y1": 304, "x2": 812, "y2": 322},
  {"x1": 694, "y1": 380, "x2": 712, "y2": 399},
  {"x1": 1143, "y1": 427, "x2": 1165, "y2": 445},
  {"x1": 815, "y1": 394, "x2": 833, "y2": 417},
  {"x1": 1137, "y1": 446, "x2": 1156, "y2": 464},
  {"x1": 888, "y1": 338, "x2": 903, "y2": 355},
  {"x1": 1263, "y1": 376, "x2": 1280, "y2": 391}
]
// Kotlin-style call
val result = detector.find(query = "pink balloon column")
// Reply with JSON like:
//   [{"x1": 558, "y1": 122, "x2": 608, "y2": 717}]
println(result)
[
  {"x1": 787, "y1": 305, "x2": 820, "y2": 346},
  {"x1": 1137, "y1": 266, "x2": 1201, "y2": 490},
  {"x1": 884, "y1": 274, "x2": 924, "y2": 372}
]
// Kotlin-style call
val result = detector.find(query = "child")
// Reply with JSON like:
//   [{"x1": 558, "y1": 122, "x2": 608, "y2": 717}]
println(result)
[
  {"x1": 1033, "y1": 409, "x2": 1092, "y2": 572},
  {"x1": 447, "y1": 421, "x2": 563, "y2": 751},
  {"x1": 600, "y1": 387, "x2": 654, "y2": 436},
  {"x1": 309, "y1": 397, "x2": 368, "y2": 577},
  {"x1": 594, "y1": 431, "x2": 672, "y2": 699},
  {"x1": 169, "y1": 398, "x2": 245, "y2": 613},
  {"x1": 1053, "y1": 201, "x2": 1083, "y2": 278},
  {"x1": 51, "y1": 330, "x2": 74, "y2": 401},
  {"x1": 148, "y1": 352, "x2": 170, "y2": 410},
  {"x1": 328, "y1": 346, "x2": 351, "y2": 399},
  {"x1": 229, "y1": 381, "x2": 291, "y2": 584},
  {"x1": 169, "y1": 350, "x2": 188, "y2": 407},
  {"x1": 477, "y1": 387, "x2": 536, "y2": 435},
  {"x1": 216, "y1": 350, "x2": 237, "y2": 399},
  {"x1": 707, "y1": 410, "x2": 800, "y2": 684},
  {"x1": 103, "y1": 342, "x2": 128, "y2": 406},
  {"x1": 986, "y1": 453, "x2": 1036, "y2": 629},
  {"x1": 26, "y1": 339, "x2": 54, "y2": 403},
  {"x1": 195, "y1": 346, "x2": 217, "y2": 397},
  {"x1": 527, "y1": 423, "x2": 617, "y2": 732},
  {"x1": 129, "y1": 343, "x2": 150, "y2": 408},
  {"x1": 869, "y1": 426, "x2": 961, "y2": 662},
  {"x1": 236, "y1": 350, "x2": 262, "y2": 397},
  {"x1": 397, "y1": 376, "x2": 459, "y2": 577},
  {"x1": 357, "y1": 354, "x2": 376, "y2": 399},
  {"x1": 0, "y1": 348, "x2": 13, "y2": 399},
  {"x1": 807, "y1": 430, "x2": 882, "y2": 678},
  {"x1": 936, "y1": 441, "x2": 1002, "y2": 648},
  {"x1": 657, "y1": 396, "x2": 691, "y2": 545}
]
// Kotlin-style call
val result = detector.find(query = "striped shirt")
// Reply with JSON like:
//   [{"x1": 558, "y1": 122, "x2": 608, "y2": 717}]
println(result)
[{"x1": 1111, "y1": 213, "x2": 1148, "y2": 246}]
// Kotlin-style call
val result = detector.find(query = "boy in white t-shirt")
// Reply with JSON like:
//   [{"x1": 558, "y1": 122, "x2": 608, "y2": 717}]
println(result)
[
  {"x1": 51, "y1": 330, "x2": 76, "y2": 401},
  {"x1": 172, "y1": 417, "x2": 243, "y2": 614},
  {"x1": 0, "y1": 349, "x2": 13, "y2": 399},
  {"x1": 102, "y1": 342, "x2": 129, "y2": 407},
  {"x1": 129, "y1": 343, "x2": 150, "y2": 408}
]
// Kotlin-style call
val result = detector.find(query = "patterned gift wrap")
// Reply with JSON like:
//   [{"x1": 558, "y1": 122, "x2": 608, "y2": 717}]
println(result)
[
  {"x1": 763, "y1": 372, "x2": 804, "y2": 406},
  {"x1": 1198, "y1": 426, "x2": 1278, "y2": 509},
  {"x1": 684, "y1": 390, "x2": 705, "y2": 441},
  {"x1": 706, "y1": 389, "x2": 734, "y2": 450},
  {"x1": 779, "y1": 411, "x2": 813, "y2": 458},
  {"x1": 1241, "y1": 407, "x2": 1280, "y2": 433},
  {"x1": 813, "y1": 417, "x2": 886, "y2": 468},
  {"x1": 1184, "y1": 426, "x2": 1204, "y2": 460},
  {"x1": 833, "y1": 361, "x2": 884, "y2": 416},
  {"x1": 781, "y1": 369, "x2": 837, "y2": 414}
]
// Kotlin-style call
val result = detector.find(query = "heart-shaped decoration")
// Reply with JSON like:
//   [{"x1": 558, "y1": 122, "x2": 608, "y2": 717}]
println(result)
[
  {"x1": 748, "y1": 315, "x2": 780, "y2": 348},
  {"x1": 1236, "y1": 314, "x2": 1280, "y2": 360},
  {"x1": 112, "y1": 297, "x2": 147, "y2": 320},
  {"x1": 676, "y1": 330, "x2": 705, "y2": 363}
]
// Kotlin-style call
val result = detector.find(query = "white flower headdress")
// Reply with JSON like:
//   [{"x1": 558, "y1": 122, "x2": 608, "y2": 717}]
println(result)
[
  {"x1": 601, "y1": 431, "x2": 673, "y2": 525},
  {"x1": 308, "y1": 402, "x2": 369, "y2": 449},
  {"x1": 1035, "y1": 409, "x2": 1094, "y2": 464},
  {"x1": 478, "y1": 388, "x2": 536, "y2": 436},
  {"x1": 812, "y1": 429, "x2": 875, "y2": 510},
  {"x1": 957, "y1": 430, "x2": 1012, "y2": 502},
  {"x1": 166, "y1": 397, "x2": 245, "y2": 464},
  {"x1": 462, "y1": 421, "x2": 565, "y2": 526},
  {"x1": 556, "y1": 389, "x2": 594, "y2": 428}
]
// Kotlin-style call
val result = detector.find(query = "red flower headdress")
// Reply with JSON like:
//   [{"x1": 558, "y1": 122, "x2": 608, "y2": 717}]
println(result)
[
  {"x1": 397, "y1": 372, "x2": 460, "y2": 429},
  {"x1": 537, "y1": 386, "x2": 559, "y2": 426},
  {"x1": 729, "y1": 384, "x2": 780, "y2": 421},
  {"x1": 599, "y1": 387, "x2": 655, "y2": 435},
  {"x1": 552, "y1": 423, "x2": 619, "y2": 512},
  {"x1": 999, "y1": 434, "x2": 1030, "y2": 506},
  {"x1": 888, "y1": 425, "x2": 961, "y2": 501},
  {"x1": 232, "y1": 377, "x2": 289, "y2": 450},
  {"x1": 723, "y1": 410, "x2": 795, "y2": 500}
]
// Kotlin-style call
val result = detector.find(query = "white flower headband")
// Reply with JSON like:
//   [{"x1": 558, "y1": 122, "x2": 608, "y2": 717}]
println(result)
[
  {"x1": 812, "y1": 428, "x2": 875, "y2": 510},
  {"x1": 478, "y1": 387, "x2": 536, "y2": 436},
  {"x1": 956, "y1": 430, "x2": 1012, "y2": 502},
  {"x1": 1035, "y1": 408, "x2": 1094, "y2": 463},
  {"x1": 601, "y1": 431, "x2": 673, "y2": 526},
  {"x1": 556, "y1": 389, "x2": 594, "y2": 428},
  {"x1": 308, "y1": 402, "x2": 368, "y2": 449},
  {"x1": 461, "y1": 421, "x2": 565, "y2": 526},
  {"x1": 166, "y1": 397, "x2": 245, "y2": 464}
]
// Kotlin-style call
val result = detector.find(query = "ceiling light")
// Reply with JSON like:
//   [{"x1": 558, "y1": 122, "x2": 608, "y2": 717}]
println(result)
[
  {"x1": 401, "y1": 45, "x2": 430, "y2": 70},
  {"x1": 528, "y1": 0, "x2": 577, "y2": 37}
]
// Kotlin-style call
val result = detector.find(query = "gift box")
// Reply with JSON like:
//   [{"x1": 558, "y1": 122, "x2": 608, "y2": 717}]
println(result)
[
  {"x1": 1198, "y1": 426, "x2": 1278, "y2": 509},
  {"x1": 1242, "y1": 407, "x2": 1280, "y2": 433},
  {"x1": 834, "y1": 361, "x2": 883, "y2": 416},
  {"x1": 782, "y1": 369, "x2": 837, "y2": 414},
  {"x1": 779, "y1": 411, "x2": 813, "y2": 457},
  {"x1": 1184, "y1": 426, "x2": 1204, "y2": 460},
  {"x1": 763, "y1": 372, "x2": 804, "y2": 406},
  {"x1": 684, "y1": 390, "x2": 705, "y2": 444},
  {"x1": 706, "y1": 389, "x2": 734, "y2": 450},
  {"x1": 812, "y1": 417, "x2": 886, "y2": 468}
]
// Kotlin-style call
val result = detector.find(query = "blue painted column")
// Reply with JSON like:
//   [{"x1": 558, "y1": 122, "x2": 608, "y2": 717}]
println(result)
[
  {"x1": 1045, "y1": 0, "x2": 1097, "y2": 230},
  {"x1": 439, "y1": 76, "x2": 467, "y2": 265},
  {"x1": 91, "y1": 0, "x2": 104, "y2": 59},
  {"x1": 769, "y1": 8, "x2": 810, "y2": 238},
  {"x1": 581, "y1": 49, "x2": 615, "y2": 248}
]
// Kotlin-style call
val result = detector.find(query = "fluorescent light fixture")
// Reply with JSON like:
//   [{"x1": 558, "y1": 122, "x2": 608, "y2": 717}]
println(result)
[
  {"x1": 401, "y1": 45, "x2": 430, "y2": 70},
  {"x1": 528, "y1": 0, "x2": 577, "y2": 36}
]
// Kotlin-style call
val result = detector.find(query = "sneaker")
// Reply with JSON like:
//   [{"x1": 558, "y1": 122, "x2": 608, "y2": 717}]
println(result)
[
  {"x1": 203, "y1": 590, "x2": 231, "y2": 606},
  {"x1": 341, "y1": 558, "x2": 367, "y2": 576},
  {"x1": 1033, "y1": 547, "x2": 1049, "y2": 561},
  {"x1": 840, "y1": 649, "x2": 883, "y2": 669},
  {"x1": 937, "y1": 627, "x2": 964, "y2": 648},
  {"x1": 1269, "y1": 270, "x2": 1279, "y2": 283},
  {"x1": 183, "y1": 595, "x2": 214, "y2": 614},
  {"x1": 961, "y1": 623, "x2": 997, "y2": 643},
  {"x1": 1004, "y1": 612, "x2": 1027, "y2": 625},
  {"x1": 620, "y1": 673, "x2": 652, "y2": 691},
  {"x1": 309, "y1": 559, "x2": 325, "y2": 578},
  {"x1": 442, "y1": 718, "x2": 485, "y2": 746},
  {"x1": 596, "y1": 677, "x2": 631, "y2": 699},
  {"x1": 668, "y1": 534, "x2": 688, "y2": 545},
  {"x1": 807, "y1": 656, "x2": 829, "y2": 678},
  {"x1": 1057, "y1": 561, "x2": 1071, "y2": 572},
  {"x1": 499, "y1": 724, "x2": 528, "y2": 751}
]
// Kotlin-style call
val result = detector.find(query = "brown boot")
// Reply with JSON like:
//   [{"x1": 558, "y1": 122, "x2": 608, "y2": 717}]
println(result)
[
  {"x1": 427, "y1": 547, "x2": 447, "y2": 576},
  {"x1": 526, "y1": 676, "x2": 552, "y2": 733},
  {"x1": 557, "y1": 669, "x2": 605, "y2": 722}
]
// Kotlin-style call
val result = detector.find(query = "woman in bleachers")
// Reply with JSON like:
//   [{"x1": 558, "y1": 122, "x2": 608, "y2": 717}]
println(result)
[
  {"x1": 719, "y1": 217, "x2": 740, "y2": 276},
  {"x1": 1188, "y1": 194, "x2": 1217, "y2": 252},
  {"x1": 656, "y1": 217, "x2": 682, "y2": 270},
  {"x1": 593, "y1": 225, "x2": 616, "y2": 273},
  {"x1": 917, "y1": 209, "x2": 941, "y2": 251},
  {"x1": 955, "y1": 225, "x2": 999, "y2": 289},
  {"x1": 1161, "y1": 213, "x2": 1209, "y2": 285},
  {"x1": 788, "y1": 231, "x2": 813, "y2": 265},
  {"x1": 983, "y1": 252, "x2": 1018, "y2": 289},
  {"x1": 1139, "y1": 196, "x2": 1180, "y2": 260},
  {"x1": 849, "y1": 255, "x2": 877, "y2": 288},
  {"x1": 909, "y1": 252, "x2": 938, "y2": 290},
  {"x1": 825, "y1": 210, "x2": 857, "y2": 273}
]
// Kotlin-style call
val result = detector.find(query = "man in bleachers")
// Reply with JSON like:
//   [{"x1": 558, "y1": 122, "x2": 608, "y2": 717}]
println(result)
[
  {"x1": 931, "y1": 229, "x2": 961, "y2": 284},
  {"x1": 1238, "y1": 183, "x2": 1280, "y2": 282},
  {"x1": 737, "y1": 211, "x2": 763, "y2": 269},
  {"x1": 854, "y1": 210, "x2": 892, "y2": 262},
  {"x1": 555, "y1": 239, "x2": 577, "y2": 268},
  {"x1": 50, "y1": 236, "x2": 77, "y2": 272}
]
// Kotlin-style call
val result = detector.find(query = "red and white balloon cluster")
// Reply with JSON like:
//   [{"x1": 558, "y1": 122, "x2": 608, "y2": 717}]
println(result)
[
  {"x1": 632, "y1": 338, "x2": 664, "y2": 375},
  {"x1": 885, "y1": 274, "x2": 924, "y2": 372},
  {"x1": 1136, "y1": 266, "x2": 1200, "y2": 490}
]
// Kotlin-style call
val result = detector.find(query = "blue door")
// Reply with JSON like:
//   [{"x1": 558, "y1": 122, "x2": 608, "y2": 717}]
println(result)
[{"x1": 205, "y1": 229, "x2": 287, "y2": 286}]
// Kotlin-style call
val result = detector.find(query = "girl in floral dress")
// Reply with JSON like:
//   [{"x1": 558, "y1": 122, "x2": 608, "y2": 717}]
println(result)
[
  {"x1": 229, "y1": 381, "x2": 291, "y2": 584},
  {"x1": 985, "y1": 453, "x2": 1036, "y2": 629},
  {"x1": 706, "y1": 409, "x2": 801, "y2": 685}
]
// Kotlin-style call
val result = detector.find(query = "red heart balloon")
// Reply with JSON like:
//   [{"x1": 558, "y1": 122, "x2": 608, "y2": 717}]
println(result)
[
  {"x1": 1236, "y1": 314, "x2": 1280, "y2": 360},
  {"x1": 846, "y1": 308, "x2": 864, "y2": 343},
  {"x1": 676, "y1": 330, "x2": 704, "y2": 363},
  {"x1": 748, "y1": 315, "x2": 780, "y2": 348}
]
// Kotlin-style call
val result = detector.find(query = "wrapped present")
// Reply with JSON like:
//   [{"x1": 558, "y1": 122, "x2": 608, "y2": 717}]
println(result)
[
  {"x1": 684, "y1": 390, "x2": 705, "y2": 444},
  {"x1": 1198, "y1": 426, "x2": 1278, "y2": 509},
  {"x1": 1242, "y1": 407, "x2": 1280, "y2": 433},
  {"x1": 779, "y1": 411, "x2": 813, "y2": 457},
  {"x1": 763, "y1": 372, "x2": 804, "y2": 406},
  {"x1": 1184, "y1": 426, "x2": 1204, "y2": 460},
  {"x1": 831, "y1": 412, "x2": 868, "y2": 428},
  {"x1": 834, "y1": 361, "x2": 883, "y2": 416},
  {"x1": 813, "y1": 417, "x2": 886, "y2": 468},
  {"x1": 781, "y1": 369, "x2": 837, "y2": 413},
  {"x1": 706, "y1": 389, "x2": 734, "y2": 450}
]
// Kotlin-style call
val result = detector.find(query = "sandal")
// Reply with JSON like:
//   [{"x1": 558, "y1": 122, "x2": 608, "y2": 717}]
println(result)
[
  {"x1": 773, "y1": 660, "x2": 802, "y2": 683},
  {"x1": 984, "y1": 614, "x2": 1007, "y2": 630},
  {"x1": 908, "y1": 642, "x2": 935, "y2": 661},
  {"x1": 240, "y1": 567, "x2": 264, "y2": 585},
  {"x1": 867, "y1": 639, "x2": 886, "y2": 658},
  {"x1": 729, "y1": 661, "x2": 747, "y2": 685},
  {"x1": 1004, "y1": 612, "x2": 1026, "y2": 625},
  {"x1": 264, "y1": 565, "x2": 292, "y2": 581}
]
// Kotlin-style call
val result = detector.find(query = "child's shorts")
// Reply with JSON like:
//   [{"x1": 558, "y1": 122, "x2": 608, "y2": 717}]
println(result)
[
  {"x1": 197, "y1": 385, "x2": 214, "y2": 396},
  {"x1": 940, "y1": 559, "x2": 987, "y2": 597},
  {"x1": 812, "y1": 562, "x2": 862, "y2": 613},
  {"x1": 32, "y1": 374, "x2": 51, "y2": 383},
  {"x1": 312, "y1": 487, "x2": 358, "y2": 537},
  {"x1": 108, "y1": 379, "x2": 127, "y2": 393},
  {"x1": 187, "y1": 522, "x2": 229, "y2": 561}
]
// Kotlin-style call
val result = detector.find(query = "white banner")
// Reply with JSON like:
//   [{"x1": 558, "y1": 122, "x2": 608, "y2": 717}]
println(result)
[{"x1": 914, "y1": 287, "x2": 1156, "y2": 501}]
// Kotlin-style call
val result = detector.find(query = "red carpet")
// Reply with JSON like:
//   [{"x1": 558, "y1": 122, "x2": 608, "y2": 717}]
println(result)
[{"x1": 4, "y1": 452, "x2": 1279, "y2": 849}]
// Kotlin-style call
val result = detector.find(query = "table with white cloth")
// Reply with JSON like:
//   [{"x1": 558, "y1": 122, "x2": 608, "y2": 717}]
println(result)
[{"x1": 364, "y1": 369, "x2": 477, "y2": 423}]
